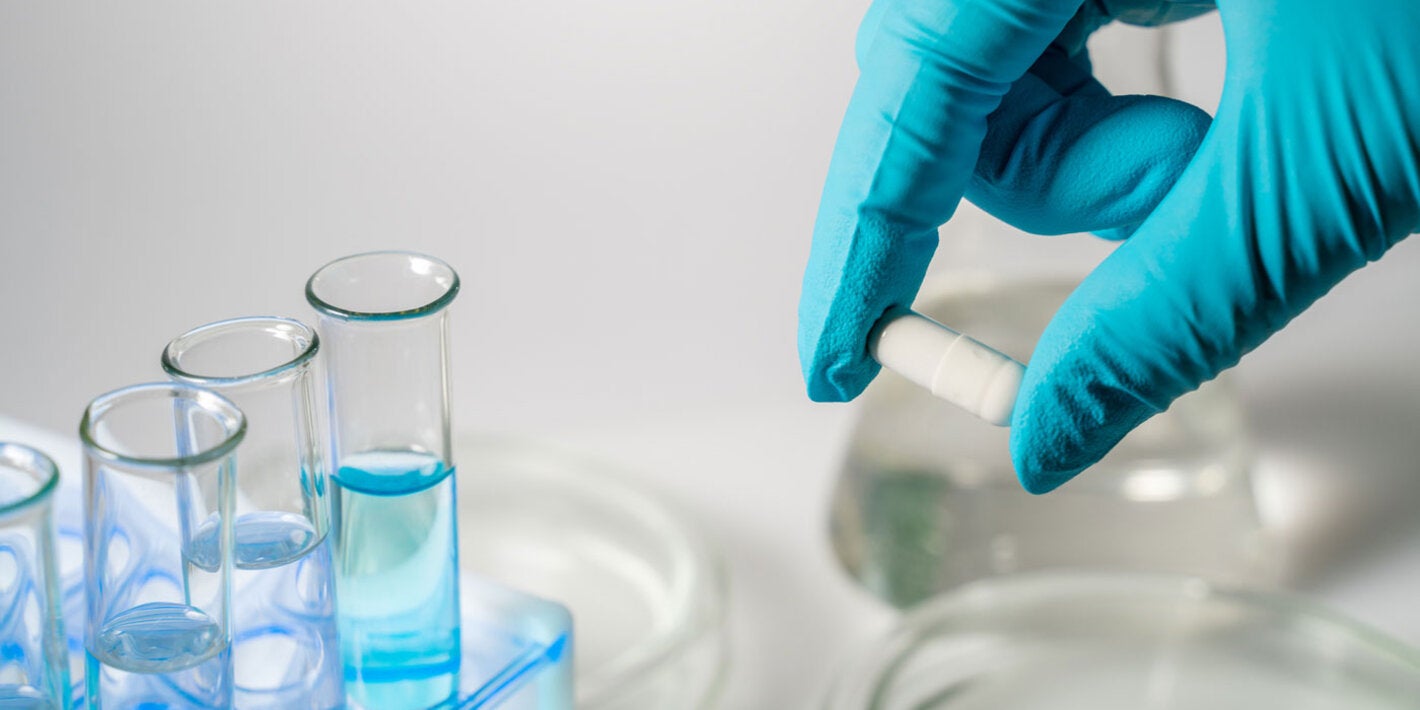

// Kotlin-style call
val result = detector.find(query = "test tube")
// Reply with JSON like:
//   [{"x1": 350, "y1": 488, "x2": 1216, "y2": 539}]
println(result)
[
  {"x1": 305, "y1": 251, "x2": 462, "y2": 709},
  {"x1": 79, "y1": 383, "x2": 244, "y2": 708},
  {"x1": 0, "y1": 443, "x2": 68, "y2": 709},
  {"x1": 162, "y1": 317, "x2": 343, "y2": 709}
]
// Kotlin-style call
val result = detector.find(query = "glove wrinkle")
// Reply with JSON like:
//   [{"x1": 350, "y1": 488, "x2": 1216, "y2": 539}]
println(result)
[{"x1": 801, "y1": 0, "x2": 1084, "y2": 402}]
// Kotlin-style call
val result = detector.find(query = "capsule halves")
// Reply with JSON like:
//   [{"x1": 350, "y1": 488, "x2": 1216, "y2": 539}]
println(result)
[{"x1": 868, "y1": 310, "x2": 1024, "y2": 426}]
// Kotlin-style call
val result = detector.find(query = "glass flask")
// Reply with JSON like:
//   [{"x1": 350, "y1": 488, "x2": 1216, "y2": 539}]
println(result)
[
  {"x1": 305, "y1": 251, "x2": 462, "y2": 709},
  {"x1": 79, "y1": 383, "x2": 244, "y2": 708},
  {"x1": 824, "y1": 572, "x2": 1420, "y2": 709},
  {"x1": 0, "y1": 442, "x2": 68, "y2": 709},
  {"x1": 162, "y1": 316, "x2": 343, "y2": 709},
  {"x1": 831, "y1": 278, "x2": 1273, "y2": 608}
]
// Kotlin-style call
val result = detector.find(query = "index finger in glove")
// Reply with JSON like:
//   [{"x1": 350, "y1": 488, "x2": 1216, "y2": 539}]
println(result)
[{"x1": 799, "y1": 0, "x2": 1085, "y2": 403}]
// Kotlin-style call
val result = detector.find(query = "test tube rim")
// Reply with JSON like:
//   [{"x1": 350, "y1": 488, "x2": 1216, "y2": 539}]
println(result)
[
  {"x1": 304, "y1": 250, "x2": 461, "y2": 322},
  {"x1": 161, "y1": 315, "x2": 320, "y2": 388},
  {"x1": 0, "y1": 441, "x2": 60, "y2": 520},
  {"x1": 79, "y1": 382, "x2": 247, "y2": 471}
]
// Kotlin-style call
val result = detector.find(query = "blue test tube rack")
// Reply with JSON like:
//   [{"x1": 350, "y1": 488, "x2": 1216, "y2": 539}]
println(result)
[{"x1": 52, "y1": 475, "x2": 574, "y2": 709}]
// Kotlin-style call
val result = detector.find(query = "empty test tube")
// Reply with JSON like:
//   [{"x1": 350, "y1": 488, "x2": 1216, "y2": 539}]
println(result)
[
  {"x1": 80, "y1": 383, "x2": 245, "y2": 708},
  {"x1": 869, "y1": 309, "x2": 1024, "y2": 426}
]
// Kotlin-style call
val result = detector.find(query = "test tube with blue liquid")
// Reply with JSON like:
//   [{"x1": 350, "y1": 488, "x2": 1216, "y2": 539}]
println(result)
[
  {"x1": 306, "y1": 251, "x2": 463, "y2": 709},
  {"x1": 0, "y1": 443, "x2": 68, "y2": 709},
  {"x1": 162, "y1": 317, "x2": 343, "y2": 708},
  {"x1": 79, "y1": 383, "x2": 244, "y2": 708}
]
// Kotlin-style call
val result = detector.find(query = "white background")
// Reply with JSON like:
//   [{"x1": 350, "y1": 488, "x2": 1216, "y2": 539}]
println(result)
[
  {"x1": 4, "y1": 5, "x2": 1420, "y2": 707},
  {"x1": 0, "y1": 2, "x2": 1229, "y2": 437}
]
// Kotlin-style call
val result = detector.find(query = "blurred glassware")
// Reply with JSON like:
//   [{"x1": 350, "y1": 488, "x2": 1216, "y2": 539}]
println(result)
[
  {"x1": 455, "y1": 436, "x2": 727, "y2": 710},
  {"x1": 823, "y1": 572, "x2": 1420, "y2": 709},
  {"x1": 830, "y1": 277, "x2": 1273, "y2": 608},
  {"x1": 162, "y1": 317, "x2": 342, "y2": 709},
  {"x1": 0, "y1": 442, "x2": 68, "y2": 709},
  {"x1": 79, "y1": 383, "x2": 244, "y2": 708}
]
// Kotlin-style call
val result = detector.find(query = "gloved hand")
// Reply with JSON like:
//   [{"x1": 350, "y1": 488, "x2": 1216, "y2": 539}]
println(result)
[{"x1": 799, "y1": 0, "x2": 1420, "y2": 492}]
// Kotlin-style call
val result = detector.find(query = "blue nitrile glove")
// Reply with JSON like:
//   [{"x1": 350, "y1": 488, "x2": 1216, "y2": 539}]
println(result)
[{"x1": 799, "y1": 0, "x2": 1420, "y2": 492}]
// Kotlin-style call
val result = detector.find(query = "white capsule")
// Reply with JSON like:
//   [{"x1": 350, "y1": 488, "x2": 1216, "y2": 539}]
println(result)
[{"x1": 868, "y1": 310, "x2": 1024, "y2": 426}]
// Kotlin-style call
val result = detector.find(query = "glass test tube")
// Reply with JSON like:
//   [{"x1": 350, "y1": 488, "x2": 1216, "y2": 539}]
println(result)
[
  {"x1": 79, "y1": 383, "x2": 244, "y2": 709},
  {"x1": 305, "y1": 251, "x2": 462, "y2": 709},
  {"x1": 0, "y1": 443, "x2": 68, "y2": 709},
  {"x1": 162, "y1": 317, "x2": 343, "y2": 709}
]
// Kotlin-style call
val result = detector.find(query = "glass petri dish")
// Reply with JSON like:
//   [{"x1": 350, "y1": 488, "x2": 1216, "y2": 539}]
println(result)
[
  {"x1": 454, "y1": 436, "x2": 727, "y2": 710},
  {"x1": 832, "y1": 276, "x2": 1273, "y2": 608},
  {"x1": 825, "y1": 572, "x2": 1420, "y2": 710}
]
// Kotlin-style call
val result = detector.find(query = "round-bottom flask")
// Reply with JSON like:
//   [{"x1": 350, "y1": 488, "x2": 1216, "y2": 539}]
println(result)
[{"x1": 830, "y1": 277, "x2": 1273, "y2": 607}]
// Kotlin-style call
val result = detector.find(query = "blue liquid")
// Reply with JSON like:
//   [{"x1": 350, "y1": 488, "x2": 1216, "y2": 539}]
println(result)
[
  {"x1": 85, "y1": 602, "x2": 231, "y2": 709},
  {"x1": 0, "y1": 686, "x2": 56, "y2": 710},
  {"x1": 90, "y1": 603, "x2": 224, "y2": 674},
  {"x1": 331, "y1": 451, "x2": 461, "y2": 710},
  {"x1": 89, "y1": 513, "x2": 342, "y2": 709}
]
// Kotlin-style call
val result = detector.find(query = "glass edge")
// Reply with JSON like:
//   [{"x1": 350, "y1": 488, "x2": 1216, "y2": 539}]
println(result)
[
  {"x1": 304, "y1": 250, "x2": 461, "y2": 322},
  {"x1": 1219, "y1": 583, "x2": 1420, "y2": 670},
  {"x1": 78, "y1": 383, "x2": 248, "y2": 470},
  {"x1": 460, "y1": 434, "x2": 729, "y2": 696},
  {"x1": 161, "y1": 316, "x2": 320, "y2": 387},
  {"x1": 0, "y1": 442, "x2": 61, "y2": 518},
  {"x1": 830, "y1": 571, "x2": 1420, "y2": 706}
]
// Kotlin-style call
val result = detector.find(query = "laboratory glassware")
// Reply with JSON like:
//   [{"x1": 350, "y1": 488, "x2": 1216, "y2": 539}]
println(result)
[
  {"x1": 831, "y1": 278, "x2": 1270, "y2": 608},
  {"x1": 824, "y1": 572, "x2": 1420, "y2": 709},
  {"x1": 0, "y1": 443, "x2": 68, "y2": 709},
  {"x1": 162, "y1": 316, "x2": 343, "y2": 709},
  {"x1": 79, "y1": 383, "x2": 244, "y2": 709},
  {"x1": 305, "y1": 251, "x2": 462, "y2": 709},
  {"x1": 457, "y1": 436, "x2": 726, "y2": 710}
]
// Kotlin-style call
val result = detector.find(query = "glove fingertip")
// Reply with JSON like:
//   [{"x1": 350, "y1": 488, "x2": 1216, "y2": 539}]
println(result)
[
  {"x1": 1009, "y1": 376, "x2": 1145, "y2": 494},
  {"x1": 805, "y1": 363, "x2": 867, "y2": 403},
  {"x1": 800, "y1": 326, "x2": 880, "y2": 403},
  {"x1": 1009, "y1": 373, "x2": 1089, "y2": 495},
  {"x1": 1008, "y1": 301, "x2": 1162, "y2": 493}
]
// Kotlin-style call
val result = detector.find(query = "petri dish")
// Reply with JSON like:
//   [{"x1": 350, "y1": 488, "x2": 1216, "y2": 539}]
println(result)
[
  {"x1": 832, "y1": 276, "x2": 1273, "y2": 608},
  {"x1": 454, "y1": 436, "x2": 728, "y2": 710},
  {"x1": 825, "y1": 572, "x2": 1420, "y2": 710}
]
